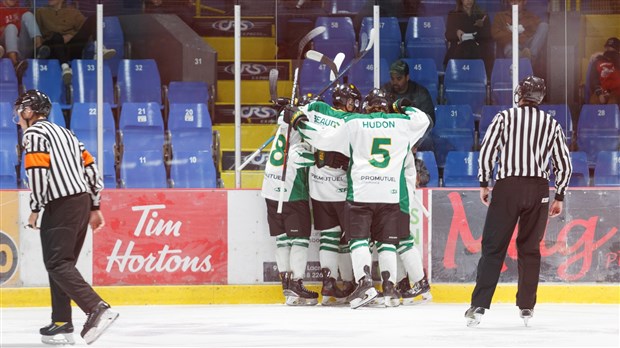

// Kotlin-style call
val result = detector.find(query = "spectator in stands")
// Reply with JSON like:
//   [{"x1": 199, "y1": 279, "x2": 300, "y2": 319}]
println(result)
[
  {"x1": 491, "y1": 0, "x2": 548, "y2": 63},
  {"x1": 144, "y1": 0, "x2": 195, "y2": 25},
  {"x1": 383, "y1": 59, "x2": 435, "y2": 150},
  {"x1": 0, "y1": 0, "x2": 50, "y2": 77},
  {"x1": 35, "y1": 0, "x2": 116, "y2": 85},
  {"x1": 444, "y1": 0, "x2": 493, "y2": 76},
  {"x1": 588, "y1": 37, "x2": 620, "y2": 106}
]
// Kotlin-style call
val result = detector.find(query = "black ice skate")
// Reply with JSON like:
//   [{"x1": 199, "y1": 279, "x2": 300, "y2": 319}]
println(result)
[
  {"x1": 280, "y1": 272, "x2": 293, "y2": 299},
  {"x1": 401, "y1": 275, "x2": 432, "y2": 305},
  {"x1": 40, "y1": 321, "x2": 75, "y2": 345},
  {"x1": 320, "y1": 268, "x2": 347, "y2": 306},
  {"x1": 80, "y1": 301, "x2": 119, "y2": 345},
  {"x1": 381, "y1": 271, "x2": 400, "y2": 307},
  {"x1": 464, "y1": 306, "x2": 485, "y2": 327},
  {"x1": 366, "y1": 290, "x2": 385, "y2": 307},
  {"x1": 286, "y1": 278, "x2": 319, "y2": 306},
  {"x1": 347, "y1": 266, "x2": 378, "y2": 309},
  {"x1": 520, "y1": 308, "x2": 534, "y2": 327},
  {"x1": 341, "y1": 280, "x2": 356, "y2": 304}
]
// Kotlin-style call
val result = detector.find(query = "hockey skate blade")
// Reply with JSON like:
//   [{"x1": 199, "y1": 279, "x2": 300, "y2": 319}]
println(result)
[
  {"x1": 82, "y1": 310, "x2": 119, "y2": 345},
  {"x1": 523, "y1": 317, "x2": 530, "y2": 327},
  {"x1": 350, "y1": 287, "x2": 378, "y2": 309},
  {"x1": 466, "y1": 313, "x2": 482, "y2": 328},
  {"x1": 321, "y1": 296, "x2": 347, "y2": 306},
  {"x1": 384, "y1": 296, "x2": 401, "y2": 307},
  {"x1": 285, "y1": 295, "x2": 318, "y2": 306},
  {"x1": 402, "y1": 292, "x2": 433, "y2": 306},
  {"x1": 41, "y1": 333, "x2": 75, "y2": 345}
]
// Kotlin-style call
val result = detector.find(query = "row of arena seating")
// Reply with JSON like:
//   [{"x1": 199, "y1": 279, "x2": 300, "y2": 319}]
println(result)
[
  {"x1": 431, "y1": 103, "x2": 620, "y2": 169},
  {"x1": 418, "y1": 150, "x2": 620, "y2": 188}
]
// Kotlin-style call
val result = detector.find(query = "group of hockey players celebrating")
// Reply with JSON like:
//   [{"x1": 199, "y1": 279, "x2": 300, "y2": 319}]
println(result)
[{"x1": 261, "y1": 82, "x2": 434, "y2": 309}]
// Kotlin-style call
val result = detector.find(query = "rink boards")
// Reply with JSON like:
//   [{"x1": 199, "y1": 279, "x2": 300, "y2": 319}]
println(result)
[{"x1": 0, "y1": 189, "x2": 618, "y2": 307}]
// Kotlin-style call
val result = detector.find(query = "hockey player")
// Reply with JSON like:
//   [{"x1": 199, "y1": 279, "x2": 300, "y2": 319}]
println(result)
[
  {"x1": 282, "y1": 89, "x2": 432, "y2": 309},
  {"x1": 261, "y1": 95, "x2": 318, "y2": 306},
  {"x1": 301, "y1": 84, "x2": 362, "y2": 305}
]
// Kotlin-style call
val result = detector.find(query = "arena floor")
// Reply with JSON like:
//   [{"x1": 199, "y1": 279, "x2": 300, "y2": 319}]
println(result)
[{"x1": 1, "y1": 303, "x2": 618, "y2": 347}]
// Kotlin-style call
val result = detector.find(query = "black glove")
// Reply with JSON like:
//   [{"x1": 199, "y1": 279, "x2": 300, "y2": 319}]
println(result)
[
  {"x1": 392, "y1": 98, "x2": 413, "y2": 114},
  {"x1": 315, "y1": 150, "x2": 349, "y2": 170},
  {"x1": 282, "y1": 105, "x2": 308, "y2": 130}
]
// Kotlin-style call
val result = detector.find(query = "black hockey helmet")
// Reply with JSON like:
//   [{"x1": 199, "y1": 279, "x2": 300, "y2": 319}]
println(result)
[
  {"x1": 515, "y1": 76, "x2": 546, "y2": 105},
  {"x1": 332, "y1": 83, "x2": 362, "y2": 110},
  {"x1": 298, "y1": 92, "x2": 323, "y2": 106},
  {"x1": 14, "y1": 89, "x2": 52, "y2": 118},
  {"x1": 362, "y1": 88, "x2": 391, "y2": 113}
]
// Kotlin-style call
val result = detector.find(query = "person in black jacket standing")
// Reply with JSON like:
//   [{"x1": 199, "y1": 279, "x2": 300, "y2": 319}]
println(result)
[
  {"x1": 15, "y1": 89, "x2": 118, "y2": 345},
  {"x1": 465, "y1": 76, "x2": 572, "y2": 327}
]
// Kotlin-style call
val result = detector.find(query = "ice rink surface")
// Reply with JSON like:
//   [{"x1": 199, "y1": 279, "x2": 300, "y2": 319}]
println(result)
[{"x1": 1, "y1": 303, "x2": 618, "y2": 347}]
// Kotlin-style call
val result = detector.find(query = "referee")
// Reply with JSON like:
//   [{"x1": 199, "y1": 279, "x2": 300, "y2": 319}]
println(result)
[
  {"x1": 15, "y1": 90, "x2": 118, "y2": 344},
  {"x1": 464, "y1": 76, "x2": 572, "y2": 327}
]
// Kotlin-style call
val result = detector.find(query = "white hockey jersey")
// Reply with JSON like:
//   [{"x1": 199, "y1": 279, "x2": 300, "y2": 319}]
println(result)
[{"x1": 297, "y1": 106, "x2": 431, "y2": 205}]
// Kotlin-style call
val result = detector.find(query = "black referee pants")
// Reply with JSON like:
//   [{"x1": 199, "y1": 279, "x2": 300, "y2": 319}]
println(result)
[
  {"x1": 471, "y1": 177, "x2": 550, "y2": 310},
  {"x1": 40, "y1": 193, "x2": 102, "y2": 323}
]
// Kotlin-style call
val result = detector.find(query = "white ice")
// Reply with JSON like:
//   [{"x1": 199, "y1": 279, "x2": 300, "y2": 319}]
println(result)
[{"x1": 1, "y1": 303, "x2": 618, "y2": 347}]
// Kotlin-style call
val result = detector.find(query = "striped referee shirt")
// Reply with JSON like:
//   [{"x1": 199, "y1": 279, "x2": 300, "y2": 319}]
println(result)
[
  {"x1": 478, "y1": 105, "x2": 572, "y2": 201},
  {"x1": 22, "y1": 119, "x2": 103, "y2": 212}
]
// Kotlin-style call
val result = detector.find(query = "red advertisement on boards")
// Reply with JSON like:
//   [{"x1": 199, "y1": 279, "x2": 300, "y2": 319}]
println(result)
[{"x1": 93, "y1": 190, "x2": 228, "y2": 285}]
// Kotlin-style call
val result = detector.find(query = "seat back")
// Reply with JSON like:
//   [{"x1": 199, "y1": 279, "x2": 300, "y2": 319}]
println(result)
[
  {"x1": 120, "y1": 149, "x2": 167, "y2": 188},
  {"x1": 70, "y1": 102, "x2": 116, "y2": 159},
  {"x1": 70, "y1": 60, "x2": 115, "y2": 105},
  {"x1": 539, "y1": 104, "x2": 573, "y2": 146},
  {"x1": 443, "y1": 151, "x2": 480, "y2": 187},
  {"x1": 577, "y1": 104, "x2": 620, "y2": 166},
  {"x1": 47, "y1": 103, "x2": 66, "y2": 127},
  {"x1": 550, "y1": 151, "x2": 589, "y2": 187},
  {"x1": 0, "y1": 102, "x2": 19, "y2": 164},
  {"x1": 360, "y1": 17, "x2": 402, "y2": 65},
  {"x1": 404, "y1": 16, "x2": 446, "y2": 70},
  {"x1": 0, "y1": 149, "x2": 18, "y2": 189},
  {"x1": 169, "y1": 150, "x2": 217, "y2": 188},
  {"x1": 0, "y1": 58, "x2": 18, "y2": 103},
  {"x1": 432, "y1": 104, "x2": 475, "y2": 167},
  {"x1": 102, "y1": 16, "x2": 125, "y2": 78},
  {"x1": 22, "y1": 59, "x2": 68, "y2": 108},
  {"x1": 347, "y1": 58, "x2": 390, "y2": 96},
  {"x1": 314, "y1": 17, "x2": 357, "y2": 66},
  {"x1": 444, "y1": 59, "x2": 487, "y2": 116},
  {"x1": 401, "y1": 58, "x2": 439, "y2": 103},
  {"x1": 593, "y1": 151, "x2": 620, "y2": 186},
  {"x1": 168, "y1": 103, "x2": 213, "y2": 152},
  {"x1": 116, "y1": 59, "x2": 162, "y2": 105},
  {"x1": 299, "y1": 58, "x2": 333, "y2": 104},
  {"x1": 415, "y1": 151, "x2": 439, "y2": 187},
  {"x1": 167, "y1": 81, "x2": 210, "y2": 104},
  {"x1": 490, "y1": 58, "x2": 534, "y2": 105},
  {"x1": 118, "y1": 102, "x2": 165, "y2": 150}
]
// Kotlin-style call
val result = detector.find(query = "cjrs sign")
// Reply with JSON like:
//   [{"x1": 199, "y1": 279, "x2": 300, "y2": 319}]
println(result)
[{"x1": 0, "y1": 231, "x2": 18, "y2": 285}]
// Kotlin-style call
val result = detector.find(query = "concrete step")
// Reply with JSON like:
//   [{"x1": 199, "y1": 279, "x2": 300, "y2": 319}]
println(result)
[{"x1": 216, "y1": 60, "x2": 292, "y2": 104}]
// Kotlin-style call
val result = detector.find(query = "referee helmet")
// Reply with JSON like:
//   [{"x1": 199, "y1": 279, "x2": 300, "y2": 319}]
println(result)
[
  {"x1": 515, "y1": 76, "x2": 546, "y2": 105},
  {"x1": 15, "y1": 89, "x2": 52, "y2": 118}
]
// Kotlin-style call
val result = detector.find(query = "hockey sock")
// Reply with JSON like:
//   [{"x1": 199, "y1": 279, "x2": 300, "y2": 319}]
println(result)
[
  {"x1": 319, "y1": 227, "x2": 341, "y2": 277},
  {"x1": 338, "y1": 243, "x2": 354, "y2": 282},
  {"x1": 396, "y1": 254, "x2": 407, "y2": 283},
  {"x1": 377, "y1": 242, "x2": 398, "y2": 283},
  {"x1": 349, "y1": 238, "x2": 371, "y2": 282},
  {"x1": 397, "y1": 235, "x2": 424, "y2": 282},
  {"x1": 290, "y1": 237, "x2": 310, "y2": 280},
  {"x1": 275, "y1": 234, "x2": 291, "y2": 273}
]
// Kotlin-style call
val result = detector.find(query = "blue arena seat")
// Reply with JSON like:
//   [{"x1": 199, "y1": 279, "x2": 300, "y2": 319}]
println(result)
[
  {"x1": 47, "y1": 103, "x2": 66, "y2": 127},
  {"x1": 444, "y1": 59, "x2": 488, "y2": 117},
  {"x1": 84, "y1": 16, "x2": 125, "y2": 78},
  {"x1": 479, "y1": 105, "x2": 509, "y2": 146},
  {"x1": 432, "y1": 104, "x2": 476, "y2": 168},
  {"x1": 298, "y1": 58, "x2": 333, "y2": 104},
  {"x1": 330, "y1": 0, "x2": 366, "y2": 13},
  {"x1": 0, "y1": 58, "x2": 18, "y2": 103},
  {"x1": 120, "y1": 149, "x2": 167, "y2": 188},
  {"x1": 0, "y1": 102, "x2": 19, "y2": 176},
  {"x1": 539, "y1": 104, "x2": 574, "y2": 147},
  {"x1": 576, "y1": 104, "x2": 620, "y2": 167},
  {"x1": 118, "y1": 102, "x2": 165, "y2": 151},
  {"x1": 415, "y1": 151, "x2": 439, "y2": 187},
  {"x1": 70, "y1": 102, "x2": 116, "y2": 159},
  {"x1": 593, "y1": 151, "x2": 620, "y2": 186},
  {"x1": 69, "y1": 60, "x2": 115, "y2": 106},
  {"x1": 404, "y1": 16, "x2": 447, "y2": 71},
  {"x1": 347, "y1": 58, "x2": 390, "y2": 96},
  {"x1": 102, "y1": 150, "x2": 117, "y2": 189},
  {"x1": 0, "y1": 150, "x2": 18, "y2": 189},
  {"x1": 22, "y1": 59, "x2": 69, "y2": 109},
  {"x1": 167, "y1": 81, "x2": 210, "y2": 105},
  {"x1": 168, "y1": 103, "x2": 213, "y2": 151},
  {"x1": 116, "y1": 59, "x2": 163, "y2": 105},
  {"x1": 490, "y1": 58, "x2": 533, "y2": 105},
  {"x1": 419, "y1": 0, "x2": 456, "y2": 16},
  {"x1": 169, "y1": 150, "x2": 217, "y2": 188},
  {"x1": 443, "y1": 151, "x2": 480, "y2": 187},
  {"x1": 313, "y1": 17, "x2": 356, "y2": 67},
  {"x1": 360, "y1": 17, "x2": 402, "y2": 65},
  {"x1": 401, "y1": 58, "x2": 439, "y2": 104}
]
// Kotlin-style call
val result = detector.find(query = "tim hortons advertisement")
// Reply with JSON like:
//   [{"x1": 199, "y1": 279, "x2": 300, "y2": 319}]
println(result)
[
  {"x1": 431, "y1": 189, "x2": 620, "y2": 283},
  {"x1": 93, "y1": 190, "x2": 228, "y2": 285}
]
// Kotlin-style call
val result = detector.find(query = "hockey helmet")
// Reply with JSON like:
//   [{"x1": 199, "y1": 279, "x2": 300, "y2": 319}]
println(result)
[
  {"x1": 362, "y1": 88, "x2": 391, "y2": 113},
  {"x1": 332, "y1": 83, "x2": 362, "y2": 111},
  {"x1": 298, "y1": 92, "x2": 323, "y2": 106},
  {"x1": 515, "y1": 76, "x2": 546, "y2": 105},
  {"x1": 14, "y1": 89, "x2": 52, "y2": 118}
]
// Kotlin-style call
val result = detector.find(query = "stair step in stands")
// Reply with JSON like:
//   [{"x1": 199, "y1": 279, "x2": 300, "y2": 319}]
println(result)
[{"x1": 217, "y1": 60, "x2": 292, "y2": 104}]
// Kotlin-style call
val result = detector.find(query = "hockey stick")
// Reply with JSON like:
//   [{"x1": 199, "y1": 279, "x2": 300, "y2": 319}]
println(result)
[
  {"x1": 277, "y1": 26, "x2": 326, "y2": 213},
  {"x1": 314, "y1": 28, "x2": 376, "y2": 98},
  {"x1": 268, "y1": 68, "x2": 279, "y2": 103},
  {"x1": 305, "y1": 50, "x2": 346, "y2": 83}
]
